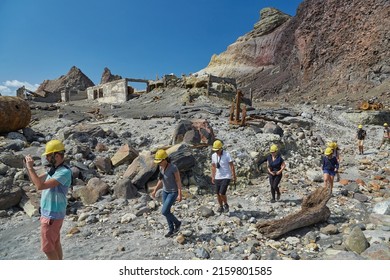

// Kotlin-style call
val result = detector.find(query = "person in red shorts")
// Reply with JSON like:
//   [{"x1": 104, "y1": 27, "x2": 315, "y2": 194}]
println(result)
[{"x1": 25, "y1": 140, "x2": 72, "y2": 260}]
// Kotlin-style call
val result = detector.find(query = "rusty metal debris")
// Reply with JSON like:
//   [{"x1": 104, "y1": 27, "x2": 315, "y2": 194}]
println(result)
[
  {"x1": 229, "y1": 90, "x2": 246, "y2": 126},
  {"x1": 358, "y1": 100, "x2": 383, "y2": 111}
]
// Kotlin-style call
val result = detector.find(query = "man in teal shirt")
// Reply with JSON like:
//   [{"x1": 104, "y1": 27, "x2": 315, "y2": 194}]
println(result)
[{"x1": 25, "y1": 139, "x2": 72, "y2": 260}]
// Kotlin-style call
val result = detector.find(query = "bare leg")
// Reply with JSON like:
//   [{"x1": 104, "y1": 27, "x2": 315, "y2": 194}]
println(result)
[
  {"x1": 323, "y1": 173, "x2": 330, "y2": 189},
  {"x1": 329, "y1": 175, "x2": 334, "y2": 193},
  {"x1": 216, "y1": 194, "x2": 223, "y2": 206},
  {"x1": 45, "y1": 250, "x2": 60, "y2": 260},
  {"x1": 220, "y1": 194, "x2": 227, "y2": 205},
  {"x1": 56, "y1": 239, "x2": 63, "y2": 260}
]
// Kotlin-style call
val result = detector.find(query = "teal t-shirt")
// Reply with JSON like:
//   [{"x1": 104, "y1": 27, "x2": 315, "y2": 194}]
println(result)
[{"x1": 40, "y1": 166, "x2": 71, "y2": 220}]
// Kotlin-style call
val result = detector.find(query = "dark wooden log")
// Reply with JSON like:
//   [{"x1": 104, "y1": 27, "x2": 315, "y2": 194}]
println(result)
[
  {"x1": 0, "y1": 96, "x2": 31, "y2": 133},
  {"x1": 257, "y1": 187, "x2": 331, "y2": 239}
]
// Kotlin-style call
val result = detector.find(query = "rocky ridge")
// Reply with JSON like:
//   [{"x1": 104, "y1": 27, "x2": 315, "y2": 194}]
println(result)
[
  {"x1": 100, "y1": 67, "x2": 123, "y2": 84},
  {"x1": 35, "y1": 66, "x2": 94, "y2": 101}
]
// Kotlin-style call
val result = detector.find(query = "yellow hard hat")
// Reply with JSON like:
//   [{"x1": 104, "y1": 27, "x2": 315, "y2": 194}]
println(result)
[
  {"x1": 212, "y1": 140, "x2": 223, "y2": 151},
  {"x1": 154, "y1": 149, "x2": 168, "y2": 164},
  {"x1": 327, "y1": 142, "x2": 337, "y2": 149},
  {"x1": 42, "y1": 139, "x2": 65, "y2": 156},
  {"x1": 384, "y1": 123, "x2": 388, "y2": 127},
  {"x1": 358, "y1": 124, "x2": 363, "y2": 129},
  {"x1": 324, "y1": 147, "x2": 333, "y2": 155},
  {"x1": 270, "y1": 144, "x2": 278, "y2": 153}
]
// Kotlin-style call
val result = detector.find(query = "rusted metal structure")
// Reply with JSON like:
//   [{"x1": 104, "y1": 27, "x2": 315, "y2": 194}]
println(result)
[{"x1": 229, "y1": 90, "x2": 246, "y2": 126}]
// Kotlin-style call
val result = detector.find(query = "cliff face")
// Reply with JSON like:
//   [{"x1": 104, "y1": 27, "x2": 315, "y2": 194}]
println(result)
[
  {"x1": 202, "y1": 8, "x2": 291, "y2": 77},
  {"x1": 200, "y1": 0, "x2": 390, "y2": 105}
]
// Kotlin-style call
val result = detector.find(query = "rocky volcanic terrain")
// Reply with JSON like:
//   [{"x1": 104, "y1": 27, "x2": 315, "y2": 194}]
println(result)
[
  {"x1": 1, "y1": 0, "x2": 390, "y2": 260},
  {"x1": 0, "y1": 87, "x2": 389, "y2": 260}
]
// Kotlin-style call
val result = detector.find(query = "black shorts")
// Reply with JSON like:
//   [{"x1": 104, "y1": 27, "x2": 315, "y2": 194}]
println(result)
[{"x1": 215, "y1": 179, "x2": 231, "y2": 195}]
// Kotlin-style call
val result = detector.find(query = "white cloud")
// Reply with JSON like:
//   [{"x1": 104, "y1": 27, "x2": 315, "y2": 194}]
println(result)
[{"x1": 0, "y1": 80, "x2": 39, "y2": 96}]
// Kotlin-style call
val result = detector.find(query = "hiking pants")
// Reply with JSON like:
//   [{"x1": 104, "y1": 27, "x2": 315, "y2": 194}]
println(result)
[{"x1": 269, "y1": 174, "x2": 282, "y2": 200}]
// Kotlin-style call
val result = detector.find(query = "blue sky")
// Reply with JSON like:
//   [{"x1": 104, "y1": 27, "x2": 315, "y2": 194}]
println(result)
[{"x1": 0, "y1": 0, "x2": 302, "y2": 95}]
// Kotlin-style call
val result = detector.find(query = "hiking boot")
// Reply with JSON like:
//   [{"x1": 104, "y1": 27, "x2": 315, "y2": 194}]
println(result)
[
  {"x1": 270, "y1": 199, "x2": 276, "y2": 203},
  {"x1": 164, "y1": 231, "x2": 174, "y2": 238},
  {"x1": 223, "y1": 204, "x2": 229, "y2": 213},
  {"x1": 217, "y1": 206, "x2": 224, "y2": 213},
  {"x1": 173, "y1": 221, "x2": 182, "y2": 233},
  {"x1": 276, "y1": 192, "x2": 281, "y2": 201}
]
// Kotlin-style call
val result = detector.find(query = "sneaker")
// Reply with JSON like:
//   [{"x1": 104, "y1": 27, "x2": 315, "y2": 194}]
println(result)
[
  {"x1": 270, "y1": 199, "x2": 276, "y2": 203},
  {"x1": 223, "y1": 204, "x2": 229, "y2": 213},
  {"x1": 217, "y1": 206, "x2": 224, "y2": 213},
  {"x1": 173, "y1": 221, "x2": 182, "y2": 233},
  {"x1": 164, "y1": 231, "x2": 174, "y2": 238},
  {"x1": 276, "y1": 193, "x2": 281, "y2": 201}
]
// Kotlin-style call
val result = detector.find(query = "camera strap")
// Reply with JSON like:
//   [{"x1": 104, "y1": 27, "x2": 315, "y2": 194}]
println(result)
[{"x1": 217, "y1": 150, "x2": 223, "y2": 166}]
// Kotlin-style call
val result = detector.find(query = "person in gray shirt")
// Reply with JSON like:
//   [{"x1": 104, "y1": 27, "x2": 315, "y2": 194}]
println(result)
[{"x1": 151, "y1": 149, "x2": 182, "y2": 237}]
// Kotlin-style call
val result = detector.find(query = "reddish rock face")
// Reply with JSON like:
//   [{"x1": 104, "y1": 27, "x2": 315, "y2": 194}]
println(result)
[{"x1": 201, "y1": 0, "x2": 390, "y2": 105}]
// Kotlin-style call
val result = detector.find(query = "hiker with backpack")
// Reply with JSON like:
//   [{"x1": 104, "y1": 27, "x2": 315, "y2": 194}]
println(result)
[
  {"x1": 320, "y1": 147, "x2": 339, "y2": 194},
  {"x1": 356, "y1": 124, "x2": 367, "y2": 155},
  {"x1": 327, "y1": 141, "x2": 341, "y2": 181}
]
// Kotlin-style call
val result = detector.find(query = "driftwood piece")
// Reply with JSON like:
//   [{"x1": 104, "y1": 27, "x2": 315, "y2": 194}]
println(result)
[
  {"x1": 257, "y1": 187, "x2": 331, "y2": 239},
  {"x1": 0, "y1": 96, "x2": 31, "y2": 133}
]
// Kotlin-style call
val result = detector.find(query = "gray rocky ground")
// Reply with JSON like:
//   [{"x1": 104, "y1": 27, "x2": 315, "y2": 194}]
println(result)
[{"x1": 0, "y1": 89, "x2": 389, "y2": 260}]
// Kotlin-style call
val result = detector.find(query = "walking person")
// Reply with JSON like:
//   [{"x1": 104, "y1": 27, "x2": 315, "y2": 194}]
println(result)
[
  {"x1": 151, "y1": 149, "x2": 182, "y2": 238},
  {"x1": 24, "y1": 139, "x2": 72, "y2": 260},
  {"x1": 211, "y1": 140, "x2": 236, "y2": 213},
  {"x1": 266, "y1": 144, "x2": 286, "y2": 203},
  {"x1": 320, "y1": 147, "x2": 339, "y2": 194},
  {"x1": 327, "y1": 141, "x2": 341, "y2": 181},
  {"x1": 378, "y1": 122, "x2": 390, "y2": 149},
  {"x1": 356, "y1": 124, "x2": 367, "y2": 155}
]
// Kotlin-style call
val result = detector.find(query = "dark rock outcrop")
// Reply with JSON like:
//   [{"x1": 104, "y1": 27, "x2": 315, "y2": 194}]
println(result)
[{"x1": 100, "y1": 67, "x2": 123, "y2": 84}]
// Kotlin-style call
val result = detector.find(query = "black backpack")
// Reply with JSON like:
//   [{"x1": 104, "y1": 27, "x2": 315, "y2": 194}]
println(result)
[{"x1": 357, "y1": 129, "x2": 366, "y2": 140}]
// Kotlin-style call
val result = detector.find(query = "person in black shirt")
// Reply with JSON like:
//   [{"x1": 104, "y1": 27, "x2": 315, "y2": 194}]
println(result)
[
  {"x1": 266, "y1": 144, "x2": 286, "y2": 203},
  {"x1": 320, "y1": 147, "x2": 339, "y2": 194},
  {"x1": 356, "y1": 124, "x2": 367, "y2": 155}
]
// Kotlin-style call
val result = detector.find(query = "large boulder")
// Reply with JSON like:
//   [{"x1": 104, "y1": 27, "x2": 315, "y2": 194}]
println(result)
[
  {"x1": 0, "y1": 96, "x2": 31, "y2": 133},
  {"x1": 172, "y1": 119, "x2": 215, "y2": 145},
  {"x1": 123, "y1": 151, "x2": 157, "y2": 191},
  {"x1": 113, "y1": 178, "x2": 139, "y2": 199},
  {"x1": 166, "y1": 144, "x2": 196, "y2": 172},
  {"x1": 0, "y1": 187, "x2": 23, "y2": 210}
]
